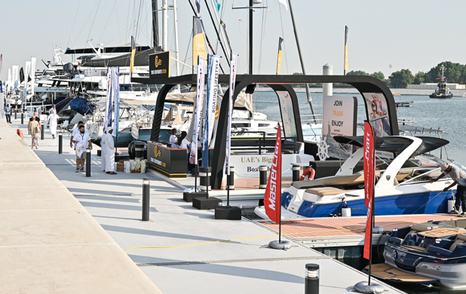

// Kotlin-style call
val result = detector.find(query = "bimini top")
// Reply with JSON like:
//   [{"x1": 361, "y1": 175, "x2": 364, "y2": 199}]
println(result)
[{"x1": 334, "y1": 135, "x2": 449, "y2": 157}]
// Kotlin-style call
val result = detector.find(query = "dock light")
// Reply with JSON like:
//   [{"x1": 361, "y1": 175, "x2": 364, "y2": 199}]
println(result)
[
  {"x1": 58, "y1": 134, "x2": 63, "y2": 154},
  {"x1": 85, "y1": 149, "x2": 91, "y2": 177},
  {"x1": 305, "y1": 263, "x2": 319, "y2": 294},
  {"x1": 142, "y1": 178, "x2": 150, "y2": 221}
]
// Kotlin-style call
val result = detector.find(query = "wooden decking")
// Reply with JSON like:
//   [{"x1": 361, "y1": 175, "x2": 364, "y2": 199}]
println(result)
[{"x1": 260, "y1": 214, "x2": 457, "y2": 247}]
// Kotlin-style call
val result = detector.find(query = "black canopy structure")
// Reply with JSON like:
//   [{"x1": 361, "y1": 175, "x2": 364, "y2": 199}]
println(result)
[
  {"x1": 334, "y1": 135, "x2": 449, "y2": 157},
  {"x1": 132, "y1": 74, "x2": 399, "y2": 188}
]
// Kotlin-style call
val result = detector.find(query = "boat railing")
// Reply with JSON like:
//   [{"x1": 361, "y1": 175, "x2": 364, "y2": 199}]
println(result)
[{"x1": 231, "y1": 130, "x2": 267, "y2": 154}]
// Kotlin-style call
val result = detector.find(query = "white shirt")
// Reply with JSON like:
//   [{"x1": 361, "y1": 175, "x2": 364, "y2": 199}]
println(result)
[
  {"x1": 179, "y1": 138, "x2": 190, "y2": 149},
  {"x1": 74, "y1": 132, "x2": 90, "y2": 154},
  {"x1": 169, "y1": 134, "x2": 178, "y2": 146}
]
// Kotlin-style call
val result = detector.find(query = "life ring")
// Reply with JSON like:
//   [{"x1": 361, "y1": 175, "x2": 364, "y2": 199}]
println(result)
[
  {"x1": 16, "y1": 129, "x2": 24, "y2": 139},
  {"x1": 300, "y1": 166, "x2": 315, "y2": 181}
]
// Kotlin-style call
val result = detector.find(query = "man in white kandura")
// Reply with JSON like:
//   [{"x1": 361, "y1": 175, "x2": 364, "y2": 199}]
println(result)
[
  {"x1": 48, "y1": 108, "x2": 58, "y2": 139},
  {"x1": 101, "y1": 127, "x2": 116, "y2": 175}
]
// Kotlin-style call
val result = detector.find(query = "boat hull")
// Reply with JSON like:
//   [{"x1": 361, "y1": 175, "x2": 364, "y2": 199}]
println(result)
[
  {"x1": 281, "y1": 190, "x2": 451, "y2": 218},
  {"x1": 429, "y1": 94, "x2": 453, "y2": 99}
]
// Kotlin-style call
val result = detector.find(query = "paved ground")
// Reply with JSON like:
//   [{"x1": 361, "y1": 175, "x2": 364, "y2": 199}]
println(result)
[
  {"x1": 0, "y1": 120, "x2": 161, "y2": 294},
  {"x1": 14, "y1": 119, "x2": 404, "y2": 294}
]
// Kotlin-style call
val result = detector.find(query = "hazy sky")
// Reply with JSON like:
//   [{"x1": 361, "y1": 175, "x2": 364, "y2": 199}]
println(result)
[{"x1": 1, "y1": 0, "x2": 466, "y2": 80}]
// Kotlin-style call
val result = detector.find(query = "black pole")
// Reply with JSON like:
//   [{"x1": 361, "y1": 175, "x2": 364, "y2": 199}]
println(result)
[
  {"x1": 20, "y1": 112, "x2": 24, "y2": 125},
  {"x1": 40, "y1": 122, "x2": 45, "y2": 140},
  {"x1": 194, "y1": 165, "x2": 198, "y2": 192},
  {"x1": 248, "y1": 0, "x2": 253, "y2": 74},
  {"x1": 85, "y1": 150, "x2": 91, "y2": 177},
  {"x1": 305, "y1": 264, "x2": 320, "y2": 294},
  {"x1": 58, "y1": 134, "x2": 63, "y2": 154},
  {"x1": 287, "y1": 0, "x2": 316, "y2": 124},
  {"x1": 142, "y1": 178, "x2": 150, "y2": 221}
]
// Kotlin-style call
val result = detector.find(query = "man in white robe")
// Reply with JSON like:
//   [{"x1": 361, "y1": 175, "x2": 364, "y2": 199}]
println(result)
[
  {"x1": 101, "y1": 128, "x2": 116, "y2": 174},
  {"x1": 48, "y1": 108, "x2": 58, "y2": 139}
]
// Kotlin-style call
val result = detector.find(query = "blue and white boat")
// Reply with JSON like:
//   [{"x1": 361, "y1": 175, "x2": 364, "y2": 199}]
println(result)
[{"x1": 256, "y1": 135, "x2": 455, "y2": 219}]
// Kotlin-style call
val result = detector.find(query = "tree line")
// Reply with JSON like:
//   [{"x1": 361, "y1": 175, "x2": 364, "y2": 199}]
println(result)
[{"x1": 347, "y1": 61, "x2": 466, "y2": 88}]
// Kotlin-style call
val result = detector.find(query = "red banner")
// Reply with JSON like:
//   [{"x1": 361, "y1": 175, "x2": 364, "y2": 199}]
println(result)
[
  {"x1": 264, "y1": 124, "x2": 282, "y2": 223},
  {"x1": 363, "y1": 121, "x2": 375, "y2": 260}
]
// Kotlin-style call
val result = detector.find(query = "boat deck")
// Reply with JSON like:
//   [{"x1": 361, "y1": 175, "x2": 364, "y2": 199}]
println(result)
[{"x1": 259, "y1": 214, "x2": 457, "y2": 247}]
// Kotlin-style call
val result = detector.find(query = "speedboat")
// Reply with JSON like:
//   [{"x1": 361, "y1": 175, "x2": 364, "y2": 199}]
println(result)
[
  {"x1": 255, "y1": 135, "x2": 454, "y2": 219},
  {"x1": 383, "y1": 219, "x2": 466, "y2": 290}
]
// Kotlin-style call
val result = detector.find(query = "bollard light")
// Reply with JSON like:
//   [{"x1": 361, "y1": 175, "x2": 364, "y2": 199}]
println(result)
[
  {"x1": 292, "y1": 163, "x2": 301, "y2": 182},
  {"x1": 142, "y1": 178, "x2": 150, "y2": 221},
  {"x1": 85, "y1": 149, "x2": 91, "y2": 177},
  {"x1": 58, "y1": 134, "x2": 63, "y2": 154},
  {"x1": 305, "y1": 263, "x2": 319, "y2": 294},
  {"x1": 259, "y1": 165, "x2": 268, "y2": 189}
]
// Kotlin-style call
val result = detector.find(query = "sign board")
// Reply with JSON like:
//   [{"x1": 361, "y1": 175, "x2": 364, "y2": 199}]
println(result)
[
  {"x1": 146, "y1": 142, "x2": 187, "y2": 177},
  {"x1": 322, "y1": 96, "x2": 357, "y2": 158},
  {"x1": 362, "y1": 92, "x2": 391, "y2": 137},
  {"x1": 149, "y1": 51, "x2": 170, "y2": 78}
]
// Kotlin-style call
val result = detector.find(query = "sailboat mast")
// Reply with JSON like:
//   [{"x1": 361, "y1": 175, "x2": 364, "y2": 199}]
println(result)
[
  {"x1": 249, "y1": 0, "x2": 253, "y2": 74},
  {"x1": 173, "y1": 0, "x2": 181, "y2": 89},
  {"x1": 287, "y1": 0, "x2": 316, "y2": 123},
  {"x1": 151, "y1": 0, "x2": 159, "y2": 48},
  {"x1": 161, "y1": 0, "x2": 168, "y2": 51}
]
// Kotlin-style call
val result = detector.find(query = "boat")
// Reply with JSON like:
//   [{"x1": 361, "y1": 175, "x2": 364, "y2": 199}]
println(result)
[
  {"x1": 430, "y1": 65, "x2": 453, "y2": 99},
  {"x1": 382, "y1": 219, "x2": 466, "y2": 289},
  {"x1": 255, "y1": 135, "x2": 454, "y2": 219}
]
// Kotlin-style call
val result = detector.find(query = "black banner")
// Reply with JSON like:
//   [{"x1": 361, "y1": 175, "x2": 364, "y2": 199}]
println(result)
[{"x1": 149, "y1": 51, "x2": 170, "y2": 78}]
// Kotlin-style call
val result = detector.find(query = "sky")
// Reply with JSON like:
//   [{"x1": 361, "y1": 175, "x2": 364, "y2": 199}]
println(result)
[{"x1": 1, "y1": 0, "x2": 466, "y2": 80}]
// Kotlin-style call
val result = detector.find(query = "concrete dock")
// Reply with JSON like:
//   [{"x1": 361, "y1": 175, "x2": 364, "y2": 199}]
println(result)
[
  {"x1": 6, "y1": 119, "x2": 406, "y2": 294},
  {"x1": 0, "y1": 121, "x2": 162, "y2": 293}
]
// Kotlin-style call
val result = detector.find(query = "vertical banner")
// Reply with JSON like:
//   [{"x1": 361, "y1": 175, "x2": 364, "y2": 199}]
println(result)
[
  {"x1": 192, "y1": 17, "x2": 207, "y2": 67},
  {"x1": 189, "y1": 57, "x2": 206, "y2": 165},
  {"x1": 225, "y1": 54, "x2": 238, "y2": 175},
  {"x1": 129, "y1": 36, "x2": 136, "y2": 76},
  {"x1": 30, "y1": 57, "x2": 36, "y2": 96},
  {"x1": 275, "y1": 37, "x2": 284, "y2": 75},
  {"x1": 104, "y1": 67, "x2": 120, "y2": 137},
  {"x1": 363, "y1": 121, "x2": 375, "y2": 260},
  {"x1": 201, "y1": 54, "x2": 220, "y2": 168},
  {"x1": 264, "y1": 124, "x2": 282, "y2": 223},
  {"x1": 343, "y1": 25, "x2": 349, "y2": 75}
]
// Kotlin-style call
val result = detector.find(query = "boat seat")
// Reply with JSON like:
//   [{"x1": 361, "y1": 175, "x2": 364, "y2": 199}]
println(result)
[
  {"x1": 448, "y1": 234, "x2": 466, "y2": 251},
  {"x1": 427, "y1": 245, "x2": 452, "y2": 257},
  {"x1": 411, "y1": 223, "x2": 436, "y2": 232},
  {"x1": 305, "y1": 187, "x2": 347, "y2": 197}
]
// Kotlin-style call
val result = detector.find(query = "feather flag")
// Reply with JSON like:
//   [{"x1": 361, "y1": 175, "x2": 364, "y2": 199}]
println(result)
[
  {"x1": 278, "y1": 0, "x2": 288, "y2": 10},
  {"x1": 264, "y1": 124, "x2": 282, "y2": 223},
  {"x1": 192, "y1": 16, "x2": 208, "y2": 67},
  {"x1": 276, "y1": 37, "x2": 284, "y2": 75},
  {"x1": 344, "y1": 25, "x2": 349, "y2": 75},
  {"x1": 225, "y1": 54, "x2": 238, "y2": 176},
  {"x1": 129, "y1": 36, "x2": 136, "y2": 75},
  {"x1": 189, "y1": 57, "x2": 206, "y2": 165},
  {"x1": 363, "y1": 121, "x2": 375, "y2": 260}
]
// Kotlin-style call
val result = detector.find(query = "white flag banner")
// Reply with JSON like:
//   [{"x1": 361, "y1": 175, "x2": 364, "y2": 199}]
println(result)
[
  {"x1": 189, "y1": 57, "x2": 206, "y2": 165},
  {"x1": 201, "y1": 54, "x2": 220, "y2": 169},
  {"x1": 278, "y1": 0, "x2": 288, "y2": 10},
  {"x1": 225, "y1": 54, "x2": 238, "y2": 176},
  {"x1": 104, "y1": 67, "x2": 120, "y2": 136}
]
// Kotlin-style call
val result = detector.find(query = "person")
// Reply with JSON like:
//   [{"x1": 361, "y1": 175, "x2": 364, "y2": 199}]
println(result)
[
  {"x1": 5, "y1": 104, "x2": 11, "y2": 123},
  {"x1": 437, "y1": 162, "x2": 466, "y2": 215},
  {"x1": 177, "y1": 131, "x2": 190, "y2": 150},
  {"x1": 101, "y1": 128, "x2": 116, "y2": 175},
  {"x1": 28, "y1": 117, "x2": 40, "y2": 149},
  {"x1": 72, "y1": 124, "x2": 90, "y2": 173},
  {"x1": 169, "y1": 128, "x2": 178, "y2": 147},
  {"x1": 48, "y1": 108, "x2": 58, "y2": 139},
  {"x1": 70, "y1": 121, "x2": 84, "y2": 149},
  {"x1": 300, "y1": 165, "x2": 316, "y2": 181}
]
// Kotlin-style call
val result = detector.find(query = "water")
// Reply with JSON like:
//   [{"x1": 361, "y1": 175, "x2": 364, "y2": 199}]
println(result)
[{"x1": 253, "y1": 91, "x2": 466, "y2": 165}]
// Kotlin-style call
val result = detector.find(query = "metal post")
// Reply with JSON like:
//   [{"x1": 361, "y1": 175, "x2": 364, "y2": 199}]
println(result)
[
  {"x1": 40, "y1": 122, "x2": 45, "y2": 140},
  {"x1": 58, "y1": 134, "x2": 63, "y2": 154},
  {"x1": 20, "y1": 112, "x2": 24, "y2": 124},
  {"x1": 259, "y1": 165, "x2": 268, "y2": 189},
  {"x1": 305, "y1": 264, "x2": 319, "y2": 294},
  {"x1": 199, "y1": 167, "x2": 211, "y2": 196},
  {"x1": 292, "y1": 163, "x2": 301, "y2": 182},
  {"x1": 228, "y1": 166, "x2": 235, "y2": 191},
  {"x1": 85, "y1": 149, "x2": 91, "y2": 177},
  {"x1": 248, "y1": 0, "x2": 253, "y2": 74},
  {"x1": 142, "y1": 178, "x2": 150, "y2": 221}
]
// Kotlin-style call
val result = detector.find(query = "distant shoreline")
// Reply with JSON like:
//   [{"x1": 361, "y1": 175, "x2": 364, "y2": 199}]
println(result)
[{"x1": 256, "y1": 87, "x2": 466, "y2": 97}]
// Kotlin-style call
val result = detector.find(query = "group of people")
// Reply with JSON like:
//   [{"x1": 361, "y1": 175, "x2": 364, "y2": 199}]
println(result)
[
  {"x1": 169, "y1": 128, "x2": 190, "y2": 149},
  {"x1": 25, "y1": 108, "x2": 59, "y2": 149}
]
